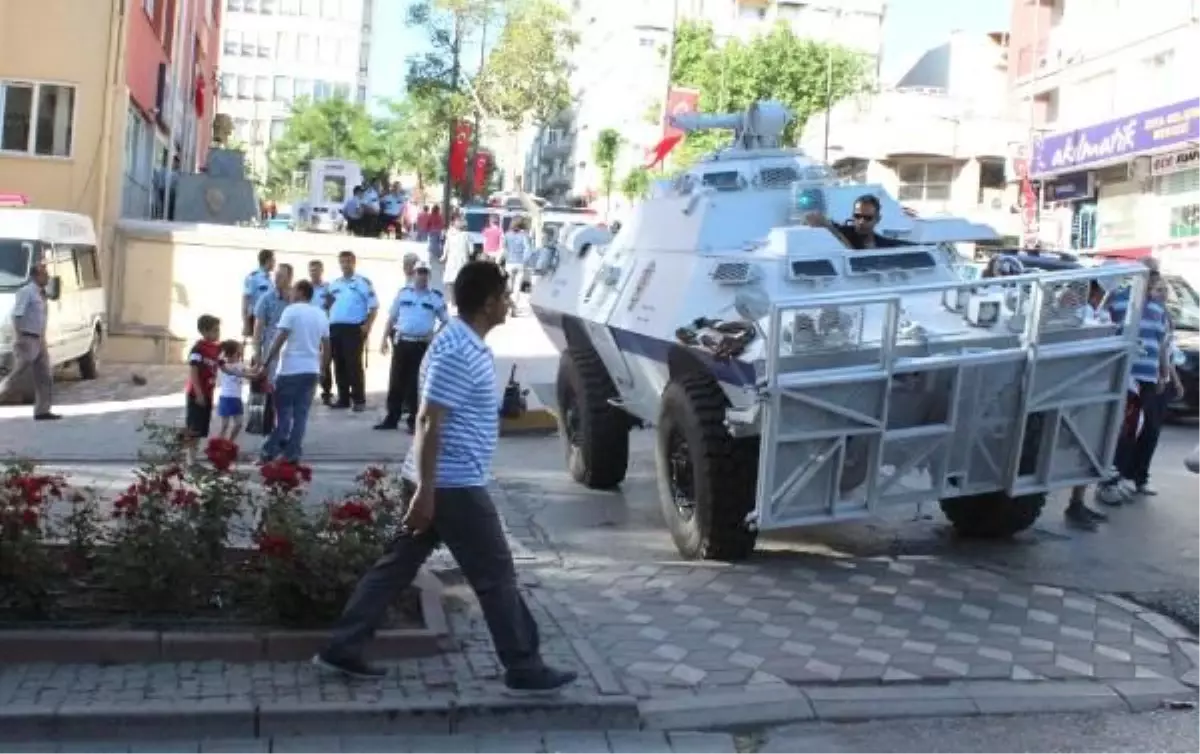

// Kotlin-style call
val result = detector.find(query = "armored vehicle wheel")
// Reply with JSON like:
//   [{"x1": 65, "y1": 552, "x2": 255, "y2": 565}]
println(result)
[
  {"x1": 556, "y1": 348, "x2": 629, "y2": 489},
  {"x1": 939, "y1": 491, "x2": 1045, "y2": 539},
  {"x1": 656, "y1": 375, "x2": 758, "y2": 561}
]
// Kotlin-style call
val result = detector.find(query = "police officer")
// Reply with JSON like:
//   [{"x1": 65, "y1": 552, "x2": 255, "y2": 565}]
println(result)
[
  {"x1": 308, "y1": 258, "x2": 334, "y2": 404},
  {"x1": 374, "y1": 260, "x2": 447, "y2": 432},
  {"x1": 327, "y1": 250, "x2": 379, "y2": 411},
  {"x1": 242, "y1": 249, "x2": 275, "y2": 338}
]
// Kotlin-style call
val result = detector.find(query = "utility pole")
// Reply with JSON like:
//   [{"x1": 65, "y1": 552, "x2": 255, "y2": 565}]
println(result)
[
  {"x1": 441, "y1": 10, "x2": 463, "y2": 223},
  {"x1": 821, "y1": 6, "x2": 844, "y2": 163},
  {"x1": 657, "y1": 0, "x2": 683, "y2": 131}
]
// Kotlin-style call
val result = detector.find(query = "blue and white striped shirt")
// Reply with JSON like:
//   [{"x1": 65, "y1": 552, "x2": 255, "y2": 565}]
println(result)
[
  {"x1": 1109, "y1": 287, "x2": 1169, "y2": 383},
  {"x1": 401, "y1": 318, "x2": 498, "y2": 488}
]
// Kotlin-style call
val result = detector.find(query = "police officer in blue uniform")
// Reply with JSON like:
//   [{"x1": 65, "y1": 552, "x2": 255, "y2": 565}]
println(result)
[
  {"x1": 242, "y1": 249, "x2": 275, "y2": 338},
  {"x1": 308, "y1": 258, "x2": 335, "y2": 403},
  {"x1": 327, "y1": 250, "x2": 379, "y2": 411},
  {"x1": 374, "y1": 260, "x2": 448, "y2": 431}
]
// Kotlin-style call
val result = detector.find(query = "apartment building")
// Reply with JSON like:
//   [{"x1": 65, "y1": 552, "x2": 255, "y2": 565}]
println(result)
[
  {"x1": 123, "y1": 0, "x2": 223, "y2": 219},
  {"x1": 1008, "y1": 0, "x2": 1198, "y2": 255},
  {"x1": 525, "y1": 0, "x2": 885, "y2": 208},
  {"x1": 799, "y1": 32, "x2": 1026, "y2": 238},
  {"x1": 216, "y1": 0, "x2": 371, "y2": 179}
]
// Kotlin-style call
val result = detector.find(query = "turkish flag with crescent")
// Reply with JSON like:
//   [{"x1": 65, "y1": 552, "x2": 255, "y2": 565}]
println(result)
[
  {"x1": 645, "y1": 134, "x2": 682, "y2": 169},
  {"x1": 449, "y1": 122, "x2": 473, "y2": 183},
  {"x1": 472, "y1": 151, "x2": 490, "y2": 194}
]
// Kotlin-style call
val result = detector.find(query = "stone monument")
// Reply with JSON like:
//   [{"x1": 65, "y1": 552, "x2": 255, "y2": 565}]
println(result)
[{"x1": 172, "y1": 148, "x2": 260, "y2": 225}]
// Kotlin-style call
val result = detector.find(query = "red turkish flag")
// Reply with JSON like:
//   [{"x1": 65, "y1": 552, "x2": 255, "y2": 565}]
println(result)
[
  {"x1": 472, "y1": 151, "x2": 490, "y2": 194},
  {"x1": 449, "y1": 122, "x2": 473, "y2": 183},
  {"x1": 645, "y1": 134, "x2": 682, "y2": 169}
]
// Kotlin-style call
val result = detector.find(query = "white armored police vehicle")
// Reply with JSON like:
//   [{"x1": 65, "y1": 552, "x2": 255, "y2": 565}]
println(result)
[{"x1": 529, "y1": 101, "x2": 1149, "y2": 561}]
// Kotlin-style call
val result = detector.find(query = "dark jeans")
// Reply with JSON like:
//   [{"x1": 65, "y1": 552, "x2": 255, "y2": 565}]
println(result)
[
  {"x1": 384, "y1": 339, "x2": 429, "y2": 427},
  {"x1": 1114, "y1": 380, "x2": 1168, "y2": 485},
  {"x1": 261, "y1": 373, "x2": 318, "y2": 461},
  {"x1": 329, "y1": 323, "x2": 366, "y2": 405},
  {"x1": 325, "y1": 482, "x2": 542, "y2": 671}
]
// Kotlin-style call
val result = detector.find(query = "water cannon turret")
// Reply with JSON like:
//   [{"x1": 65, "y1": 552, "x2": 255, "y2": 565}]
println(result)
[{"x1": 667, "y1": 100, "x2": 793, "y2": 150}]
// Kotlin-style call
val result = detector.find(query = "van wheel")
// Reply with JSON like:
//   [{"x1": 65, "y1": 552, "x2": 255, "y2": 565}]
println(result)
[{"x1": 78, "y1": 327, "x2": 101, "y2": 380}]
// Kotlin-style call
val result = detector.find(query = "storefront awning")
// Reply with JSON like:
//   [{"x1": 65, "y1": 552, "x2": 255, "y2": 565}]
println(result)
[{"x1": 1030, "y1": 98, "x2": 1199, "y2": 179}]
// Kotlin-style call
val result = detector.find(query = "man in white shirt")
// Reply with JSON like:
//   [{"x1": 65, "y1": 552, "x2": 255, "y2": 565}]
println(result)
[{"x1": 259, "y1": 279, "x2": 331, "y2": 462}]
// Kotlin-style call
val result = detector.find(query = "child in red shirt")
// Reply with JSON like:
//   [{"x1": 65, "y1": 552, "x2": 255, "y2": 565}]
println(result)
[{"x1": 184, "y1": 314, "x2": 222, "y2": 464}]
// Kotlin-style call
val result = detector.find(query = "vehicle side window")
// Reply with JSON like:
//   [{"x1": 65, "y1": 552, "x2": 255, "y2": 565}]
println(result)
[
  {"x1": 73, "y1": 244, "x2": 102, "y2": 289},
  {"x1": 51, "y1": 245, "x2": 81, "y2": 294}
]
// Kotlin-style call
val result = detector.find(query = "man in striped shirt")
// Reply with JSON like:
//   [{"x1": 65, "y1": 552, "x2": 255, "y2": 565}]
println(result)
[
  {"x1": 316, "y1": 261, "x2": 576, "y2": 694},
  {"x1": 1102, "y1": 260, "x2": 1171, "y2": 501}
]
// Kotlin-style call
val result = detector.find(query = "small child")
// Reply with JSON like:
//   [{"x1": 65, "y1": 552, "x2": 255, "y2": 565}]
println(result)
[
  {"x1": 184, "y1": 314, "x2": 223, "y2": 465},
  {"x1": 215, "y1": 340, "x2": 262, "y2": 442}
]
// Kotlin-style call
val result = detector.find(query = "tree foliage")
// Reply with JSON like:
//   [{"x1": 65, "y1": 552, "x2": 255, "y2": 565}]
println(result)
[
  {"x1": 264, "y1": 97, "x2": 387, "y2": 198},
  {"x1": 474, "y1": 0, "x2": 576, "y2": 133},
  {"x1": 593, "y1": 128, "x2": 622, "y2": 213},
  {"x1": 668, "y1": 20, "x2": 870, "y2": 168},
  {"x1": 620, "y1": 167, "x2": 650, "y2": 201}
]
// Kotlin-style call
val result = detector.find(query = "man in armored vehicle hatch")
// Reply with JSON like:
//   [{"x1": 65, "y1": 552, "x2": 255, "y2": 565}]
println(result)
[{"x1": 804, "y1": 194, "x2": 907, "y2": 251}]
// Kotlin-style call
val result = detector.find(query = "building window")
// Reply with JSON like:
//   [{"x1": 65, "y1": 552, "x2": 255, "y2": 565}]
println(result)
[
  {"x1": 300, "y1": 0, "x2": 318, "y2": 15},
  {"x1": 261, "y1": 0, "x2": 276, "y2": 13},
  {"x1": 270, "y1": 119, "x2": 287, "y2": 142},
  {"x1": 273, "y1": 76, "x2": 291, "y2": 102},
  {"x1": 237, "y1": 76, "x2": 252, "y2": 99},
  {"x1": 297, "y1": 33, "x2": 314, "y2": 61},
  {"x1": 321, "y1": 0, "x2": 339, "y2": 16},
  {"x1": 897, "y1": 163, "x2": 954, "y2": 202},
  {"x1": 294, "y1": 78, "x2": 312, "y2": 100},
  {"x1": 218, "y1": 73, "x2": 236, "y2": 98},
  {"x1": 334, "y1": 82, "x2": 351, "y2": 100},
  {"x1": 0, "y1": 81, "x2": 76, "y2": 158},
  {"x1": 258, "y1": 32, "x2": 273, "y2": 58},
  {"x1": 226, "y1": 0, "x2": 241, "y2": 10},
  {"x1": 280, "y1": 0, "x2": 298, "y2": 13},
  {"x1": 240, "y1": 33, "x2": 255, "y2": 57},
  {"x1": 243, "y1": 0, "x2": 259, "y2": 11},
  {"x1": 233, "y1": 118, "x2": 250, "y2": 142},
  {"x1": 314, "y1": 80, "x2": 332, "y2": 101},
  {"x1": 254, "y1": 76, "x2": 270, "y2": 101}
]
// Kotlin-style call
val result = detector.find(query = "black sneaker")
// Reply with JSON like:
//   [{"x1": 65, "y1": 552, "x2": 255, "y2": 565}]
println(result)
[
  {"x1": 352, "y1": 403, "x2": 366, "y2": 413},
  {"x1": 373, "y1": 420, "x2": 399, "y2": 431},
  {"x1": 1064, "y1": 504, "x2": 1097, "y2": 531},
  {"x1": 34, "y1": 412, "x2": 62, "y2": 421},
  {"x1": 329, "y1": 401, "x2": 351, "y2": 410},
  {"x1": 503, "y1": 665, "x2": 578, "y2": 695},
  {"x1": 312, "y1": 652, "x2": 386, "y2": 680},
  {"x1": 320, "y1": 394, "x2": 333, "y2": 406},
  {"x1": 1083, "y1": 505, "x2": 1108, "y2": 522}
]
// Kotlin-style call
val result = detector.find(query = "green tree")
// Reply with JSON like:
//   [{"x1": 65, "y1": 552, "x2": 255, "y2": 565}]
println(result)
[
  {"x1": 593, "y1": 128, "x2": 622, "y2": 218},
  {"x1": 620, "y1": 167, "x2": 651, "y2": 201},
  {"x1": 474, "y1": 0, "x2": 576, "y2": 189},
  {"x1": 265, "y1": 97, "x2": 388, "y2": 198},
  {"x1": 377, "y1": 94, "x2": 448, "y2": 189},
  {"x1": 668, "y1": 19, "x2": 870, "y2": 169}
]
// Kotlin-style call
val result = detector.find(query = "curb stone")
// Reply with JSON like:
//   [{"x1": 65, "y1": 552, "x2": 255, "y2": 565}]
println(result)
[
  {"x1": 0, "y1": 694, "x2": 640, "y2": 743},
  {"x1": 2, "y1": 676, "x2": 1197, "y2": 745},
  {"x1": 637, "y1": 679, "x2": 1200, "y2": 730}
]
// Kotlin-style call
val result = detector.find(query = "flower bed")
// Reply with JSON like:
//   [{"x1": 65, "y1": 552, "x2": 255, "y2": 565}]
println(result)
[{"x1": 0, "y1": 424, "x2": 445, "y2": 664}]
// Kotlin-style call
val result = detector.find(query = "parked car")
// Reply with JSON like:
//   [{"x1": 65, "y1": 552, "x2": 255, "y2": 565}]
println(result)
[{"x1": 0, "y1": 208, "x2": 106, "y2": 382}]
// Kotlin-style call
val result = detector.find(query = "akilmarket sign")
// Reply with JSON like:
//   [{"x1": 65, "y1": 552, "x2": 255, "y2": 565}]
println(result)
[{"x1": 1150, "y1": 146, "x2": 1199, "y2": 177}]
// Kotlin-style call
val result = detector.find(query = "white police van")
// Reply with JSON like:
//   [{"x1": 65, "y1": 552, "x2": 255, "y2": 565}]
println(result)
[{"x1": 0, "y1": 208, "x2": 107, "y2": 379}]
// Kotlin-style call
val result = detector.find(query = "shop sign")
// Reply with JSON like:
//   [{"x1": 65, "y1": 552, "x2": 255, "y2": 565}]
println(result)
[
  {"x1": 1031, "y1": 97, "x2": 1199, "y2": 178},
  {"x1": 1045, "y1": 171, "x2": 1095, "y2": 202},
  {"x1": 1150, "y1": 146, "x2": 1199, "y2": 176}
]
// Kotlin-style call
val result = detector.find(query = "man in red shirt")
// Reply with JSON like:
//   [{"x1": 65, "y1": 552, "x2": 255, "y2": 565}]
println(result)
[{"x1": 185, "y1": 314, "x2": 223, "y2": 464}]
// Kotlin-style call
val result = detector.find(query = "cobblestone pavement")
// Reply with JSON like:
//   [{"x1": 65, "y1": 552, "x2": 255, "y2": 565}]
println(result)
[
  {"x1": 0, "y1": 730, "x2": 736, "y2": 753},
  {"x1": 493, "y1": 476, "x2": 1198, "y2": 697}
]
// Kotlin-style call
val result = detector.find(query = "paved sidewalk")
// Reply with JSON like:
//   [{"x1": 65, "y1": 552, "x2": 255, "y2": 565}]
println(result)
[{"x1": 0, "y1": 730, "x2": 737, "y2": 753}]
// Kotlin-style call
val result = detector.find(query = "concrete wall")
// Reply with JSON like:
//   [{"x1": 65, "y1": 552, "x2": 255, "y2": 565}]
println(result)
[{"x1": 105, "y1": 221, "x2": 426, "y2": 364}]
